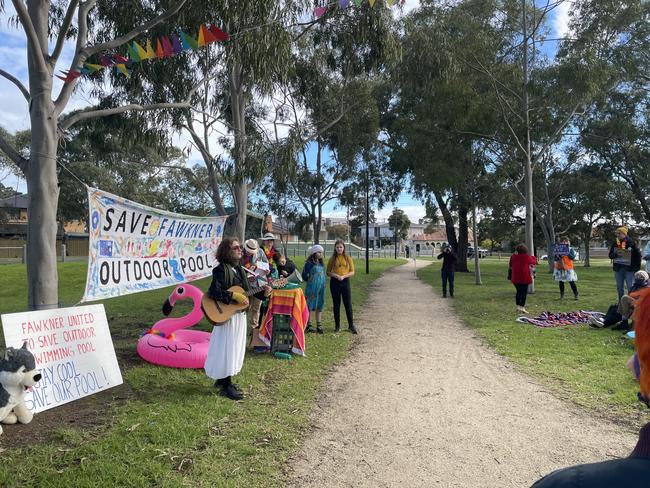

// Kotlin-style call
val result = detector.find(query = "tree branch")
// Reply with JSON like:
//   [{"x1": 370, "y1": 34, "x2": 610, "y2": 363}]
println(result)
[
  {"x1": 11, "y1": 0, "x2": 49, "y2": 75},
  {"x1": 0, "y1": 132, "x2": 28, "y2": 173},
  {"x1": 60, "y1": 73, "x2": 213, "y2": 130},
  {"x1": 85, "y1": 0, "x2": 186, "y2": 56},
  {"x1": 54, "y1": 0, "x2": 186, "y2": 114},
  {"x1": 0, "y1": 68, "x2": 30, "y2": 101},
  {"x1": 49, "y1": 0, "x2": 80, "y2": 66}
]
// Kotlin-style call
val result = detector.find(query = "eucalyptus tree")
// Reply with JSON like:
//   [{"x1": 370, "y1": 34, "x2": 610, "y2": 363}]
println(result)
[
  {"x1": 0, "y1": 0, "x2": 191, "y2": 310},
  {"x1": 102, "y1": 1, "x2": 315, "y2": 241},
  {"x1": 261, "y1": 3, "x2": 401, "y2": 243}
]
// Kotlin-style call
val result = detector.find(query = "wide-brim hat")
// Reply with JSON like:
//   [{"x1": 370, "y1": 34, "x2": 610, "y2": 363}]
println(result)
[
  {"x1": 244, "y1": 239, "x2": 259, "y2": 253},
  {"x1": 262, "y1": 232, "x2": 275, "y2": 241}
]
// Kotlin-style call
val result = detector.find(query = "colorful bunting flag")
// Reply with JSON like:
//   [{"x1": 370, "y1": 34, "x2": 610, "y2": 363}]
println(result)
[
  {"x1": 368, "y1": 0, "x2": 376, "y2": 6},
  {"x1": 127, "y1": 43, "x2": 141, "y2": 62},
  {"x1": 208, "y1": 25, "x2": 229, "y2": 42},
  {"x1": 162, "y1": 36, "x2": 175, "y2": 57},
  {"x1": 170, "y1": 33, "x2": 183, "y2": 54},
  {"x1": 353, "y1": 0, "x2": 363, "y2": 6},
  {"x1": 58, "y1": 21, "x2": 232, "y2": 83},
  {"x1": 144, "y1": 40, "x2": 156, "y2": 59},
  {"x1": 155, "y1": 39, "x2": 165, "y2": 58},
  {"x1": 314, "y1": 6, "x2": 327, "y2": 17},
  {"x1": 340, "y1": 0, "x2": 351, "y2": 7}
]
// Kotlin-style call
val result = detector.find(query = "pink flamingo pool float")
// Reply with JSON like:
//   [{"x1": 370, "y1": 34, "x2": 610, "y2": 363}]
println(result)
[{"x1": 137, "y1": 284, "x2": 211, "y2": 368}]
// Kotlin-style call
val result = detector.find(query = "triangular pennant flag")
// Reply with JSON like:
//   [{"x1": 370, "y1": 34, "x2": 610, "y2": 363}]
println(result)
[
  {"x1": 134, "y1": 41, "x2": 148, "y2": 60},
  {"x1": 155, "y1": 39, "x2": 165, "y2": 58},
  {"x1": 144, "y1": 40, "x2": 156, "y2": 59},
  {"x1": 208, "y1": 25, "x2": 229, "y2": 42},
  {"x1": 340, "y1": 0, "x2": 351, "y2": 7},
  {"x1": 197, "y1": 25, "x2": 206, "y2": 47},
  {"x1": 112, "y1": 54, "x2": 129, "y2": 63},
  {"x1": 200, "y1": 24, "x2": 218, "y2": 45},
  {"x1": 186, "y1": 31, "x2": 199, "y2": 49},
  {"x1": 127, "y1": 43, "x2": 141, "y2": 62},
  {"x1": 161, "y1": 36, "x2": 174, "y2": 57},
  {"x1": 56, "y1": 70, "x2": 81, "y2": 82},
  {"x1": 84, "y1": 63, "x2": 104, "y2": 74},
  {"x1": 170, "y1": 33, "x2": 183, "y2": 54},
  {"x1": 99, "y1": 55, "x2": 114, "y2": 67},
  {"x1": 79, "y1": 66, "x2": 91, "y2": 75},
  {"x1": 179, "y1": 31, "x2": 192, "y2": 50},
  {"x1": 115, "y1": 64, "x2": 130, "y2": 77},
  {"x1": 314, "y1": 6, "x2": 327, "y2": 17},
  {"x1": 387, "y1": 0, "x2": 395, "y2": 5},
  {"x1": 368, "y1": 0, "x2": 376, "y2": 6},
  {"x1": 353, "y1": 0, "x2": 362, "y2": 5}
]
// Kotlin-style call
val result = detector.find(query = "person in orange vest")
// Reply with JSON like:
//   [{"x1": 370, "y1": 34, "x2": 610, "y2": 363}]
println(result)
[{"x1": 553, "y1": 237, "x2": 579, "y2": 300}]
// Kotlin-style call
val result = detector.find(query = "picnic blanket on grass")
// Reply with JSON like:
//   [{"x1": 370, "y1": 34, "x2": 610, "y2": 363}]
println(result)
[{"x1": 516, "y1": 310, "x2": 605, "y2": 328}]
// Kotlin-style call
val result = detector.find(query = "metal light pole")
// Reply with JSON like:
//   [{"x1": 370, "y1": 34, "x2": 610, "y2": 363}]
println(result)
[{"x1": 365, "y1": 174, "x2": 370, "y2": 274}]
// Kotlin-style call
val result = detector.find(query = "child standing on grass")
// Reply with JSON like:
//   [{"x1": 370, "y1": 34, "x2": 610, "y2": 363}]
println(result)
[
  {"x1": 327, "y1": 239, "x2": 357, "y2": 334},
  {"x1": 553, "y1": 237, "x2": 579, "y2": 300},
  {"x1": 302, "y1": 244, "x2": 326, "y2": 334}
]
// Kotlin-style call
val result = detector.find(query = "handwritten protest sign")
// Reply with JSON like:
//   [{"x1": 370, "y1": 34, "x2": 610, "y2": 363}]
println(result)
[
  {"x1": 1, "y1": 304, "x2": 122, "y2": 413},
  {"x1": 82, "y1": 187, "x2": 229, "y2": 302},
  {"x1": 553, "y1": 244, "x2": 570, "y2": 256}
]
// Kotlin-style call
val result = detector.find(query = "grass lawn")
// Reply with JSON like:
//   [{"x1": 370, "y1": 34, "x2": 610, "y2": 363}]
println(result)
[
  {"x1": 0, "y1": 258, "x2": 402, "y2": 487},
  {"x1": 418, "y1": 257, "x2": 650, "y2": 426}
]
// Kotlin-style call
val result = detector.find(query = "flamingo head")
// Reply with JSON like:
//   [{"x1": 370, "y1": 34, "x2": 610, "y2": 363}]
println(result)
[{"x1": 162, "y1": 285, "x2": 188, "y2": 316}]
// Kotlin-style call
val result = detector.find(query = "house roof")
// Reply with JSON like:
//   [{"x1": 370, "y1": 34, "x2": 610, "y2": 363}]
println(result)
[{"x1": 0, "y1": 193, "x2": 28, "y2": 209}]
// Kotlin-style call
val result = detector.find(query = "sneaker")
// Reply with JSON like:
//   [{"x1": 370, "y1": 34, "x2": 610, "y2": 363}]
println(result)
[
  {"x1": 305, "y1": 323, "x2": 313, "y2": 333},
  {"x1": 442, "y1": 294, "x2": 447, "y2": 298},
  {"x1": 348, "y1": 325, "x2": 358, "y2": 334},
  {"x1": 334, "y1": 326, "x2": 340, "y2": 332},
  {"x1": 316, "y1": 325, "x2": 324, "y2": 334},
  {"x1": 520, "y1": 308, "x2": 529, "y2": 314},
  {"x1": 588, "y1": 317, "x2": 605, "y2": 328},
  {"x1": 574, "y1": 293, "x2": 579, "y2": 301},
  {"x1": 219, "y1": 384, "x2": 243, "y2": 401},
  {"x1": 612, "y1": 319, "x2": 631, "y2": 331}
]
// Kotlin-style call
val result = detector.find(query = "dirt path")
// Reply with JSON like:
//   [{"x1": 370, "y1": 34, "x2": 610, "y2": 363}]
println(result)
[{"x1": 287, "y1": 260, "x2": 637, "y2": 487}]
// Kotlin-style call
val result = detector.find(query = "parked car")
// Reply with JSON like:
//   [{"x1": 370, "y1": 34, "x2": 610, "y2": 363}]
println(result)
[{"x1": 467, "y1": 247, "x2": 489, "y2": 258}]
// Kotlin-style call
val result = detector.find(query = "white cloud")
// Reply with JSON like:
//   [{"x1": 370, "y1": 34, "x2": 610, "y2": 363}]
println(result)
[{"x1": 552, "y1": 1, "x2": 572, "y2": 38}]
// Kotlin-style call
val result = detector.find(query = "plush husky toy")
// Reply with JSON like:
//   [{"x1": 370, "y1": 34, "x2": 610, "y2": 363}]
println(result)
[{"x1": 0, "y1": 343, "x2": 41, "y2": 435}]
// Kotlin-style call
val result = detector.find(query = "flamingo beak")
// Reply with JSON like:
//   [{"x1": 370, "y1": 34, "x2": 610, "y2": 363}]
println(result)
[{"x1": 162, "y1": 298, "x2": 174, "y2": 316}]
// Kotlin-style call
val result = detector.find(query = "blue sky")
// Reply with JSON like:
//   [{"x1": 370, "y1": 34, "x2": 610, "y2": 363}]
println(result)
[{"x1": 0, "y1": 1, "x2": 571, "y2": 223}]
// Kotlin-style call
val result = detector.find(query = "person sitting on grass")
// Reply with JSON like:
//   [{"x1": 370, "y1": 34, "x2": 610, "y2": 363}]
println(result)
[
  {"x1": 613, "y1": 270, "x2": 650, "y2": 331},
  {"x1": 532, "y1": 286, "x2": 650, "y2": 487}
]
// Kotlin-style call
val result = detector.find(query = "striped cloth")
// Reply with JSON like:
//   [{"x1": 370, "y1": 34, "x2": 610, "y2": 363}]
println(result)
[
  {"x1": 259, "y1": 288, "x2": 309, "y2": 355},
  {"x1": 516, "y1": 310, "x2": 605, "y2": 328}
]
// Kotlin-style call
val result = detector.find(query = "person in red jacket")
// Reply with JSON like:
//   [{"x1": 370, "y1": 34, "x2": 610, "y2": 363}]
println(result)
[{"x1": 509, "y1": 243, "x2": 537, "y2": 314}]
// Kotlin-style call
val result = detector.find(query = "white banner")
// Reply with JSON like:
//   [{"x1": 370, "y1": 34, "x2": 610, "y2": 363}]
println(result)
[
  {"x1": 83, "y1": 187, "x2": 229, "y2": 302},
  {"x1": 1, "y1": 305, "x2": 122, "y2": 413}
]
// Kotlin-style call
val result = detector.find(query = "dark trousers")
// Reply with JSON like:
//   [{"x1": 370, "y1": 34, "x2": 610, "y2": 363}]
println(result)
[
  {"x1": 514, "y1": 283, "x2": 529, "y2": 306},
  {"x1": 441, "y1": 269, "x2": 455, "y2": 297},
  {"x1": 330, "y1": 278, "x2": 353, "y2": 329},
  {"x1": 559, "y1": 281, "x2": 578, "y2": 296}
]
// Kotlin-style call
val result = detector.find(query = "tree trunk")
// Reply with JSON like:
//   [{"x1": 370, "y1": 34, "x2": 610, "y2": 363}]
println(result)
[
  {"x1": 315, "y1": 142, "x2": 322, "y2": 244},
  {"x1": 457, "y1": 203, "x2": 469, "y2": 272},
  {"x1": 522, "y1": 0, "x2": 535, "y2": 293},
  {"x1": 434, "y1": 191, "x2": 458, "y2": 251},
  {"x1": 25, "y1": 1, "x2": 59, "y2": 310},
  {"x1": 229, "y1": 63, "x2": 247, "y2": 241},
  {"x1": 472, "y1": 204, "x2": 482, "y2": 285}
]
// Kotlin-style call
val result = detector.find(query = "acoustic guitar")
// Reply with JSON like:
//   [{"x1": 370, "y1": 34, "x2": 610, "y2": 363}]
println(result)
[{"x1": 201, "y1": 279, "x2": 287, "y2": 325}]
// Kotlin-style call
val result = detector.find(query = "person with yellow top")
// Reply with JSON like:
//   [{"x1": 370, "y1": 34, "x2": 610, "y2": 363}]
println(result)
[
  {"x1": 553, "y1": 236, "x2": 579, "y2": 300},
  {"x1": 326, "y1": 239, "x2": 357, "y2": 334}
]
